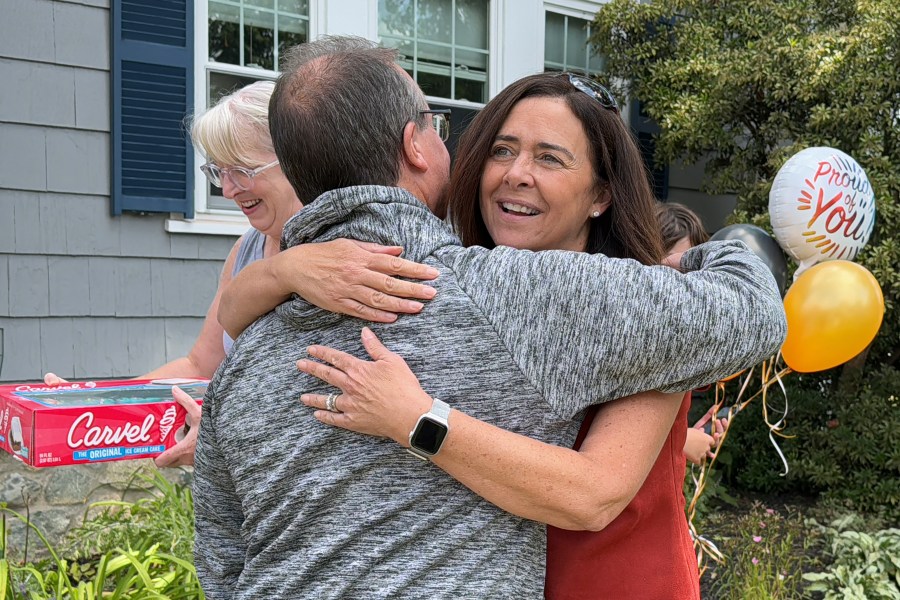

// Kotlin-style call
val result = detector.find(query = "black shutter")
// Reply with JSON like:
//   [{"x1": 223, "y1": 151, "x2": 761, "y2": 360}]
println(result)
[{"x1": 111, "y1": 0, "x2": 194, "y2": 217}]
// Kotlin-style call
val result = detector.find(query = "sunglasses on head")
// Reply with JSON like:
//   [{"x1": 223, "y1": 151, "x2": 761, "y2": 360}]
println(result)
[{"x1": 559, "y1": 73, "x2": 620, "y2": 114}]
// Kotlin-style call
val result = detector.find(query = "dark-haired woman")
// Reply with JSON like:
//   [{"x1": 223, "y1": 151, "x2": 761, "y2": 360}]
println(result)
[{"x1": 221, "y1": 72, "x2": 703, "y2": 598}]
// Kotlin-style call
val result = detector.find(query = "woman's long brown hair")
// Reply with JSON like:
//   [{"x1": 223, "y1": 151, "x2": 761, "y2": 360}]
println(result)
[{"x1": 448, "y1": 73, "x2": 665, "y2": 266}]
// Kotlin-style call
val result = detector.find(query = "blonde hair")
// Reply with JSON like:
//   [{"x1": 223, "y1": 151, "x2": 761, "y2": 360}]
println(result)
[{"x1": 190, "y1": 80, "x2": 275, "y2": 166}]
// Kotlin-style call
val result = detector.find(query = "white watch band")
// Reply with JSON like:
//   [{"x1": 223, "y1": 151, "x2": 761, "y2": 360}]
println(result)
[
  {"x1": 407, "y1": 398, "x2": 451, "y2": 460},
  {"x1": 429, "y1": 398, "x2": 451, "y2": 421}
]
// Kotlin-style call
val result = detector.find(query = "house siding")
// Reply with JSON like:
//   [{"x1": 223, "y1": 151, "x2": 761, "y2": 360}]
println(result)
[
  {"x1": 666, "y1": 159, "x2": 738, "y2": 233},
  {"x1": 0, "y1": 0, "x2": 726, "y2": 386},
  {"x1": 0, "y1": 0, "x2": 236, "y2": 383}
]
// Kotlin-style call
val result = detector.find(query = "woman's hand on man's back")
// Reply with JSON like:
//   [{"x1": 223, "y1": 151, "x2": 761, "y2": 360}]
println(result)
[{"x1": 277, "y1": 239, "x2": 440, "y2": 322}]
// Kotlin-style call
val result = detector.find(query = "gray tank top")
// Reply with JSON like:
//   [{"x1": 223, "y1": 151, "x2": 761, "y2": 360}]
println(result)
[{"x1": 222, "y1": 228, "x2": 267, "y2": 355}]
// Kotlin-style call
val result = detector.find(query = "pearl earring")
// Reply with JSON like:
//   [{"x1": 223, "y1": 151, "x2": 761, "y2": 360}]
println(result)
[{"x1": 591, "y1": 211, "x2": 601, "y2": 218}]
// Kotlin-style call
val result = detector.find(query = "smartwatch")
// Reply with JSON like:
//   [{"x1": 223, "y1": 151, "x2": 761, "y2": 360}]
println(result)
[{"x1": 407, "y1": 398, "x2": 451, "y2": 460}]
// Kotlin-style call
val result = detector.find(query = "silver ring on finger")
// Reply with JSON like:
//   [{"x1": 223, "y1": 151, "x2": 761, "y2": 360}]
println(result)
[{"x1": 325, "y1": 393, "x2": 341, "y2": 413}]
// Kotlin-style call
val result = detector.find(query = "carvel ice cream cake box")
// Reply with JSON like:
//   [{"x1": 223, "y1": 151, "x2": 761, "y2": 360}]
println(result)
[{"x1": 0, "y1": 378, "x2": 207, "y2": 468}]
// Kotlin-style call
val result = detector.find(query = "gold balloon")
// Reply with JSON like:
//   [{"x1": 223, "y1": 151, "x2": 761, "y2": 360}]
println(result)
[{"x1": 782, "y1": 261, "x2": 884, "y2": 373}]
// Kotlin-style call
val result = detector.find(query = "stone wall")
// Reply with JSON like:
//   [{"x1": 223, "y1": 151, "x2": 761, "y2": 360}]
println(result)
[{"x1": 1, "y1": 452, "x2": 191, "y2": 558}]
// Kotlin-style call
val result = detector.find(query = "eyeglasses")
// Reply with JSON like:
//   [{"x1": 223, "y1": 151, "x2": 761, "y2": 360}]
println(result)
[
  {"x1": 199, "y1": 159, "x2": 280, "y2": 191},
  {"x1": 560, "y1": 73, "x2": 620, "y2": 114},
  {"x1": 419, "y1": 109, "x2": 452, "y2": 142}
]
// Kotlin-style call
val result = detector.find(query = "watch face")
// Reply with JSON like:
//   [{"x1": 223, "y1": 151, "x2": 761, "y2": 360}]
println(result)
[{"x1": 411, "y1": 417, "x2": 448, "y2": 455}]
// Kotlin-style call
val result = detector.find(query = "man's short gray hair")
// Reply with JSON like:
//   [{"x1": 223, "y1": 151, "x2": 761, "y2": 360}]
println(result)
[{"x1": 270, "y1": 35, "x2": 427, "y2": 204}]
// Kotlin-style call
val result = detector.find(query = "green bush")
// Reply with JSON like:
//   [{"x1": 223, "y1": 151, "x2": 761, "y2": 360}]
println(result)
[
  {"x1": 590, "y1": 0, "x2": 900, "y2": 374},
  {"x1": 721, "y1": 367, "x2": 900, "y2": 520},
  {"x1": 1, "y1": 471, "x2": 202, "y2": 600},
  {"x1": 803, "y1": 514, "x2": 900, "y2": 599},
  {"x1": 63, "y1": 471, "x2": 195, "y2": 561}
]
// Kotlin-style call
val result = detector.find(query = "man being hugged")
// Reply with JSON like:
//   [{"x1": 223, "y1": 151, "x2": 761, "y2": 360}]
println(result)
[{"x1": 193, "y1": 36, "x2": 786, "y2": 599}]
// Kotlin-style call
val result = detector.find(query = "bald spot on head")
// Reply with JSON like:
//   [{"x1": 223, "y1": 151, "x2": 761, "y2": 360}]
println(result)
[{"x1": 268, "y1": 36, "x2": 427, "y2": 205}]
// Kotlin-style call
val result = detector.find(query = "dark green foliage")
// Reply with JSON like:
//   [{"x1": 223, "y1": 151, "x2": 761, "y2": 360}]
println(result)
[
  {"x1": 722, "y1": 367, "x2": 900, "y2": 520},
  {"x1": 590, "y1": 0, "x2": 900, "y2": 373},
  {"x1": 703, "y1": 502, "x2": 813, "y2": 599},
  {"x1": 803, "y1": 514, "x2": 900, "y2": 598}
]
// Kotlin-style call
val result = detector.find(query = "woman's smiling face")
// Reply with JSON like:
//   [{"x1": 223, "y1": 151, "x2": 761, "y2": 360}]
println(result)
[
  {"x1": 478, "y1": 96, "x2": 610, "y2": 252},
  {"x1": 218, "y1": 151, "x2": 302, "y2": 239}
]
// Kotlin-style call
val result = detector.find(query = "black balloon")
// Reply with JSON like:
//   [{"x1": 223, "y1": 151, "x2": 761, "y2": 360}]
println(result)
[{"x1": 709, "y1": 224, "x2": 789, "y2": 296}]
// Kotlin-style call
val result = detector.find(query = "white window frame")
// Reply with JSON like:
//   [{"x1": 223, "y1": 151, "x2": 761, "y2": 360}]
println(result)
[
  {"x1": 543, "y1": 4, "x2": 603, "y2": 75},
  {"x1": 167, "y1": 0, "x2": 609, "y2": 235},
  {"x1": 377, "y1": 0, "x2": 492, "y2": 104},
  {"x1": 169, "y1": 0, "x2": 320, "y2": 235},
  {"x1": 544, "y1": 0, "x2": 604, "y2": 23}
]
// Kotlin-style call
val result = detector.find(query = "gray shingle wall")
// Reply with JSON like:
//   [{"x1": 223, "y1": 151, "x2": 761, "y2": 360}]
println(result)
[{"x1": 0, "y1": 0, "x2": 240, "y2": 383}]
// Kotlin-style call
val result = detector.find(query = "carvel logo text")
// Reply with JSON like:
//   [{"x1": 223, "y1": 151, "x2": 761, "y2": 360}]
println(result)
[
  {"x1": 16, "y1": 382, "x2": 96, "y2": 393},
  {"x1": 67, "y1": 412, "x2": 154, "y2": 449}
]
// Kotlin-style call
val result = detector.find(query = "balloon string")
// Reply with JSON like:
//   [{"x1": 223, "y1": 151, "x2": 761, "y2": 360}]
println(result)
[
  {"x1": 688, "y1": 356, "x2": 794, "y2": 572},
  {"x1": 761, "y1": 354, "x2": 793, "y2": 475}
]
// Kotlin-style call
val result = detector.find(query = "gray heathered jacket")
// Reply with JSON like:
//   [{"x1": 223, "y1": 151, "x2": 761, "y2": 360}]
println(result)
[{"x1": 194, "y1": 186, "x2": 786, "y2": 599}]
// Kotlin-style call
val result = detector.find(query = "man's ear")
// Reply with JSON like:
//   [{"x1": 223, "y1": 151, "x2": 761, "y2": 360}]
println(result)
[{"x1": 401, "y1": 121, "x2": 429, "y2": 173}]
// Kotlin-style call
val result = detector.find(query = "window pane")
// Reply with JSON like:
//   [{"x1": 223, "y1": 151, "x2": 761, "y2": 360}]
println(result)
[
  {"x1": 210, "y1": 1, "x2": 308, "y2": 69},
  {"x1": 210, "y1": 1, "x2": 240, "y2": 24},
  {"x1": 244, "y1": 9, "x2": 275, "y2": 69},
  {"x1": 243, "y1": 6, "x2": 276, "y2": 28},
  {"x1": 455, "y1": 47, "x2": 487, "y2": 73},
  {"x1": 379, "y1": 0, "x2": 489, "y2": 102},
  {"x1": 207, "y1": 187, "x2": 237, "y2": 210},
  {"x1": 379, "y1": 0, "x2": 414, "y2": 37},
  {"x1": 385, "y1": 37, "x2": 416, "y2": 68},
  {"x1": 417, "y1": 41, "x2": 452, "y2": 72},
  {"x1": 455, "y1": 0, "x2": 488, "y2": 49},
  {"x1": 588, "y1": 51, "x2": 605, "y2": 73},
  {"x1": 545, "y1": 12, "x2": 604, "y2": 76},
  {"x1": 417, "y1": 71, "x2": 452, "y2": 98},
  {"x1": 278, "y1": 17, "x2": 308, "y2": 59},
  {"x1": 280, "y1": 0, "x2": 309, "y2": 14},
  {"x1": 454, "y1": 76, "x2": 485, "y2": 103},
  {"x1": 565, "y1": 16, "x2": 590, "y2": 72},
  {"x1": 418, "y1": 0, "x2": 452, "y2": 44},
  {"x1": 278, "y1": 13, "x2": 307, "y2": 34},
  {"x1": 544, "y1": 11, "x2": 565, "y2": 66},
  {"x1": 208, "y1": 71, "x2": 262, "y2": 106},
  {"x1": 209, "y1": 2, "x2": 240, "y2": 65}
]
